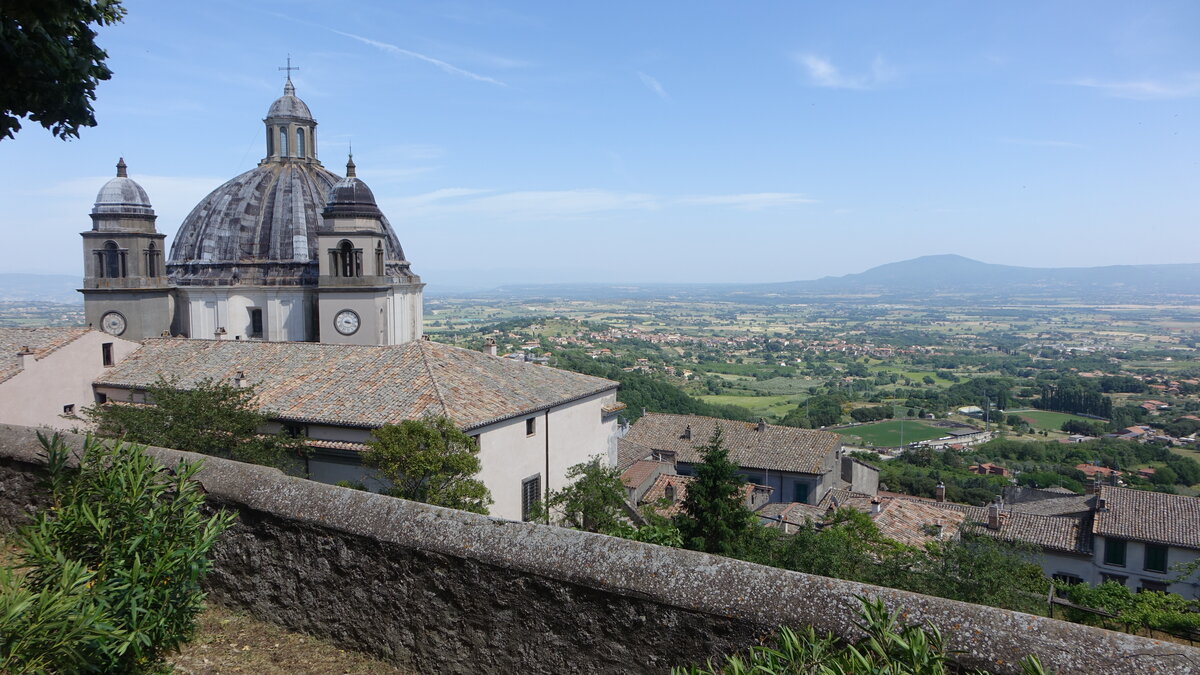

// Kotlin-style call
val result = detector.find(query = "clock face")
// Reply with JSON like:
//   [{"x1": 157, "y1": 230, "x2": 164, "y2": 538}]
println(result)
[
  {"x1": 334, "y1": 309, "x2": 360, "y2": 336},
  {"x1": 101, "y1": 311, "x2": 127, "y2": 336}
]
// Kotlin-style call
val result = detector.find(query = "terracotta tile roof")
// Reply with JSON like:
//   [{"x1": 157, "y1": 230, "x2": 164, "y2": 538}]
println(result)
[
  {"x1": 602, "y1": 402, "x2": 627, "y2": 415},
  {"x1": 304, "y1": 438, "x2": 369, "y2": 453},
  {"x1": 757, "y1": 501, "x2": 826, "y2": 528},
  {"x1": 0, "y1": 327, "x2": 91, "y2": 385},
  {"x1": 616, "y1": 437, "x2": 654, "y2": 472},
  {"x1": 1094, "y1": 485, "x2": 1200, "y2": 550},
  {"x1": 95, "y1": 338, "x2": 617, "y2": 430},
  {"x1": 622, "y1": 413, "x2": 840, "y2": 475},
  {"x1": 620, "y1": 459, "x2": 670, "y2": 489},
  {"x1": 873, "y1": 499, "x2": 967, "y2": 548},
  {"x1": 638, "y1": 473, "x2": 766, "y2": 517},
  {"x1": 909, "y1": 500, "x2": 1093, "y2": 555}
]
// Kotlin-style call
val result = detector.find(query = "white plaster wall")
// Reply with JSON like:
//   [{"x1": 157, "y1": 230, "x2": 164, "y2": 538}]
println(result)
[
  {"x1": 475, "y1": 415, "x2": 549, "y2": 521},
  {"x1": 0, "y1": 332, "x2": 139, "y2": 431},
  {"x1": 1092, "y1": 535, "x2": 1200, "y2": 598},
  {"x1": 179, "y1": 288, "x2": 311, "y2": 341}
]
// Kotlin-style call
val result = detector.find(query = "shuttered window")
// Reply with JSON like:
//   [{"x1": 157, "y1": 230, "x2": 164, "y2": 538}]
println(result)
[{"x1": 521, "y1": 474, "x2": 541, "y2": 522}]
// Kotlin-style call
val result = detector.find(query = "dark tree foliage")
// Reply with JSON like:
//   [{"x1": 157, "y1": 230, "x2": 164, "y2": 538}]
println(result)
[
  {"x1": 363, "y1": 416, "x2": 492, "y2": 515},
  {"x1": 850, "y1": 405, "x2": 894, "y2": 423},
  {"x1": 556, "y1": 351, "x2": 752, "y2": 422},
  {"x1": 1035, "y1": 377, "x2": 1112, "y2": 418},
  {"x1": 532, "y1": 456, "x2": 628, "y2": 533},
  {"x1": 675, "y1": 429, "x2": 757, "y2": 555},
  {"x1": 1, "y1": 0, "x2": 126, "y2": 140},
  {"x1": 83, "y1": 377, "x2": 303, "y2": 469}
]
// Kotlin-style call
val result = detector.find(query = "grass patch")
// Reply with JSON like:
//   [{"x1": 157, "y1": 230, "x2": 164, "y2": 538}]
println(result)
[
  {"x1": 837, "y1": 420, "x2": 948, "y2": 447},
  {"x1": 1013, "y1": 410, "x2": 1101, "y2": 431},
  {"x1": 698, "y1": 393, "x2": 801, "y2": 419}
]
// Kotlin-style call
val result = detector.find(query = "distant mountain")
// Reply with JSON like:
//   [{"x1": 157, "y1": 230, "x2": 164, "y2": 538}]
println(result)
[
  {"x1": 0, "y1": 274, "x2": 81, "y2": 304},
  {"x1": 762, "y1": 255, "x2": 1200, "y2": 300},
  {"x1": 469, "y1": 255, "x2": 1200, "y2": 304}
]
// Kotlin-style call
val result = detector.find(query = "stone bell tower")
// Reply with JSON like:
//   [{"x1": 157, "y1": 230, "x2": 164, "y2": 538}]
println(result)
[{"x1": 80, "y1": 159, "x2": 174, "y2": 340}]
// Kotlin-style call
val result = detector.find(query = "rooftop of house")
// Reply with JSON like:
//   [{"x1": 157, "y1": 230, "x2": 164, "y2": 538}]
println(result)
[
  {"x1": 914, "y1": 500, "x2": 1093, "y2": 555},
  {"x1": 1002, "y1": 486, "x2": 1094, "y2": 517},
  {"x1": 0, "y1": 326, "x2": 92, "y2": 385},
  {"x1": 1094, "y1": 485, "x2": 1200, "y2": 550},
  {"x1": 639, "y1": 473, "x2": 769, "y2": 517},
  {"x1": 616, "y1": 437, "x2": 656, "y2": 472},
  {"x1": 94, "y1": 338, "x2": 618, "y2": 431},
  {"x1": 619, "y1": 459, "x2": 671, "y2": 490},
  {"x1": 622, "y1": 413, "x2": 841, "y2": 475},
  {"x1": 872, "y1": 499, "x2": 968, "y2": 548}
]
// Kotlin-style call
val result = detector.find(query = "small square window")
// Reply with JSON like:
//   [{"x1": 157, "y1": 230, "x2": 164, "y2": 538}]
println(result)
[
  {"x1": 526, "y1": 418, "x2": 536, "y2": 436},
  {"x1": 94, "y1": 392, "x2": 108, "y2": 404},
  {"x1": 62, "y1": 404, "x2": 75, "y2": 415}
]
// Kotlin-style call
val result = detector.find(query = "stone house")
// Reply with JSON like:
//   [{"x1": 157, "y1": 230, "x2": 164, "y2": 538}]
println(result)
[{"x1": 619, "y1": 413, "x2": 876, "y2": 505}]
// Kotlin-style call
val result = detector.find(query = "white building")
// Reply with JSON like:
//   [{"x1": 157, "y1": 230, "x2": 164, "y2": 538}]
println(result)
[
  {"x1": 0, "y1": 327, "x2": 138, "y2": 430},
  {"x1": 92, "y1": 337, "x2": 622, "y2": 522}
]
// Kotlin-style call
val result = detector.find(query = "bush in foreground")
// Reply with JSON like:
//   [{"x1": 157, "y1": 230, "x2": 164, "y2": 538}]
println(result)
[{"x1": 1, "y1": 433, "x2": 234, "y2": 673}]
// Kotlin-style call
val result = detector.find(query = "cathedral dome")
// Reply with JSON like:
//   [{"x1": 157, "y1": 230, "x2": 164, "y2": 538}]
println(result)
[
  {"x1": 92, "y1": 158, "x2": 154, "y2": 216},
  {"x1": 267, "y1": 80, "x2": 312, "y2": 120}
]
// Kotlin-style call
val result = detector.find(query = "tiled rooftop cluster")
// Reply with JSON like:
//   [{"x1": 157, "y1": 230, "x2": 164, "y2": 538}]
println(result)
[
  {"x1": 0, "y1": 326, "x2": 90, "y2": 385},
  {"x1": 96, "y1": 338, "x2": 617, "y2": 430},
  {"x1": 621, "y1": 413, "x2": 840, "y2": 474}
]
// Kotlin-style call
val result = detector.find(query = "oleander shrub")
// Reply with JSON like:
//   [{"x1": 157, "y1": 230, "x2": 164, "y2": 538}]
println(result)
[{"x1": 4, "y1": 432, "x2": 234, "y2": 673}]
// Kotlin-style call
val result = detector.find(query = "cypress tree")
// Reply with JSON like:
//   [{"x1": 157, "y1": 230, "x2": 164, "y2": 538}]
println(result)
[{"x1": 675, "y1": 428, "x2": 757, "y2": 555}]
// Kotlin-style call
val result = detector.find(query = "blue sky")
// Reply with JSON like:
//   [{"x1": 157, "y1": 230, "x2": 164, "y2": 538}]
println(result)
[{"x1": 2, "y1": 1, "x2": 1198, "y2": 287}]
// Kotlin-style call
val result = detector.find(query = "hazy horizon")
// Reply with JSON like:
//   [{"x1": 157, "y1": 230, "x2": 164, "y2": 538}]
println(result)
[{"x1": 1, "y1": 2, "x2": 1198, "y2": 282}]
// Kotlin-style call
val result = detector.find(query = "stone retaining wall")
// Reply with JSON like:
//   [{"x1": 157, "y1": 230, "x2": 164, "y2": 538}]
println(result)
[{"x1": 1, "y1": 424, "x2": 1197, "y2": 674}]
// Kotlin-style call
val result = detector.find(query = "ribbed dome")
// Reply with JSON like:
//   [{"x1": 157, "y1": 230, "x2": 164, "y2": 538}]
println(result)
[
  {"x1": 267, "y1": 80, "x2": 312, "y2": 120},
  {"x1": 93, "y1": 158, "x2": 154, "y2": 216},
  {"x1": 167, "y1": 162, "x2": 407, "y2": 286},
  {"x1": 324, "y1": 156, "x2": 382, "y2": 218}
]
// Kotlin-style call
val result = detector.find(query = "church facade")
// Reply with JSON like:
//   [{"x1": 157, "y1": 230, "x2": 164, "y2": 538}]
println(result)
[{"x1": 80, "y1": 77, "x2": 424, "y2": 345}]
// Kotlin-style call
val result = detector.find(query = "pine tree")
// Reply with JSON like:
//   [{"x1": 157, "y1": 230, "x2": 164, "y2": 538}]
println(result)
[{"x1": 675, "y1": 428, "x2": 756, "y2": 555}]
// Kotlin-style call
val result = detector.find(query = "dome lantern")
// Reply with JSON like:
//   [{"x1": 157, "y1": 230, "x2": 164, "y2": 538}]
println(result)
[{"x1": 263, "y1": 61, "x2": 318, "y2": 164}]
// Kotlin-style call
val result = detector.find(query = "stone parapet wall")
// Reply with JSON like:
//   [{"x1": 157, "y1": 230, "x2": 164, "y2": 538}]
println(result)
[{"x1": 0, "y1": 424, "x2": 1197, "y2": 674}]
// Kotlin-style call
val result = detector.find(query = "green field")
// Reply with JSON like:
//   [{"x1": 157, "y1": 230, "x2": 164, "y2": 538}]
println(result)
[
  {"x1": 836, "y1": 420, "x2": 948, "y2": 447},
  {"x1": 697, "y1": 393, "x2": 801, "y2": 418},
  {"x1": 1012, "y1": 409, "x2": 1101, "y2": 431}
]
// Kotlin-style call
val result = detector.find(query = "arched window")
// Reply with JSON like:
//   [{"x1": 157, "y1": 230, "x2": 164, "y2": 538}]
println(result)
[
  {"x1": 103, "y1": 241, "x2": 123, "y2": 278},
  {"x1": 145, "y1": 242, "x2": 159, "y2": 277},
  {"x1": 338, "y1": 240, "x2": 362, "y2": 278},
  {"x1": 266, "y1": 127, "x2": 274, "y2": 156},
  {"x1": 279, "y1": 127, "x2": 288, "y2": 157},
  {"x1": 296, "y1": 128, "x2": 306, "y2": 158}
]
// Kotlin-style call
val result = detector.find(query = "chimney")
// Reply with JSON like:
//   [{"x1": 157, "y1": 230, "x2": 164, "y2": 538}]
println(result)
[
  {"x1": 757, "y1": 418, "x2": 767, "y2": 432},
  {"x1": 935, "y1": 481, "x2": 946, "y2": 503},
  {"x1": 17, "y1": 345, "x2": 34, "y2": 370},
  {"x1": 1108, "y1": 471, "x2": 1119, "y2": 486},
  {"x1": 664, "y1": 482, "x2": 676, "y2": 502},
  {"x1": 484, "y1": 338, "x2": 497, "y2": 357},
  {"x1": 233, "y1": 370, "x2": 249, "y2": 388},
  {"x1": 870, "y1": 498, "x2": 882, "y2": 515},
  {"x1": 987, "y1": 501, "x2": 1001, "y2": 530},
  {"x1": 682, "y1": 424, "x2": 692, "y2": 440},
  {"x1": 214, "y1": 327, "x2": 227, "y2": 340},
  {"x1": 1097, "y1": 496, "x2": 1107, "y2": 511}
]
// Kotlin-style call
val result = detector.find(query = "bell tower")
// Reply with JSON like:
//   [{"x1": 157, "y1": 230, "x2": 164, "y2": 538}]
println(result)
[
  {"x1": 80, "y1": 159, "x2": 174, "y2": 340},
  {"x1": 316, "y1": 156, "x2": 424, "y2": 345}
]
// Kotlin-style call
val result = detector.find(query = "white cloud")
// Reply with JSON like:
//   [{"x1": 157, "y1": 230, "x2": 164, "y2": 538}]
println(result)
[
  {"x1": 1067, "y1": 75, "x2": 1200, "y2": 100},
  {"x1": 333, "y1": 31, "x2": 507, "y2": 87},
  {"x1": 384, "y1": 188, "x2": 814, "y2": 220},
  {"x1": 794, "y1": 53, "x2": 894, "y2": 90},
  {"x1": 637, "y1": 71, "x2": 669, "y2": 100}
]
